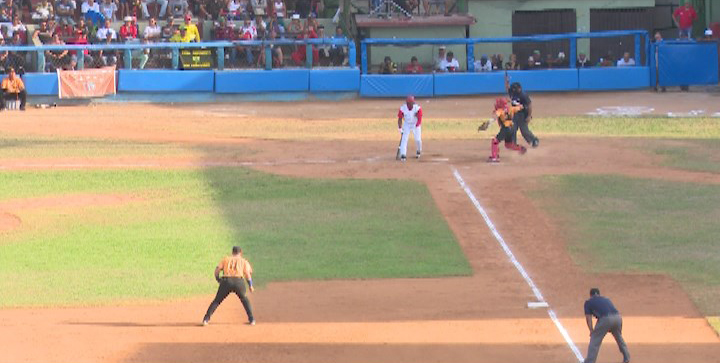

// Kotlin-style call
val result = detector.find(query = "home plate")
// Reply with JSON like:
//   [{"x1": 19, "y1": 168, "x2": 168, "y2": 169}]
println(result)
[{"x1": 527, "y1": 301, "x2": 549, "y2": 309}]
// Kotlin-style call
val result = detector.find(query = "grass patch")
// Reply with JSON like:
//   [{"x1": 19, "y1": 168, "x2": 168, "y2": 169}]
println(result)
[
  {"x1": 653, "y1": 139, "x2": 720, "y2": 174},
  {"x1": 708, "y1": 317, "x2": 720, "y2": 336},
  {"x1": 0, "y1": 168, "x2": 470, "y2": 307},
  {"x1": 527, "y1": 175, "x2": 720, "y2": 316}
]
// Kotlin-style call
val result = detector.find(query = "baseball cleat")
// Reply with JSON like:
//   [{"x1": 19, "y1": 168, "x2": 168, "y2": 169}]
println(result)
[
  {"x1": 531, "y1": 139, "x2": 539, "y2": 148},
  {"x1": 487, "y1": 157, "x2": 500, "y2": 163},
  {"x1": 400, "y1": 155, "x2": 407, "y2": 162},
  {"x1": 416, "y1": 151, "x2": 421, "y2": 159},
  {"x1": 249, "y1": 320, "x2": 256, "y2": 326},
  {"x1": 519, "y1": 146, "x2": 527, "y2": 154},
  {"x1": 202, "y1": 320, "x2": 209, "y2": 326}
]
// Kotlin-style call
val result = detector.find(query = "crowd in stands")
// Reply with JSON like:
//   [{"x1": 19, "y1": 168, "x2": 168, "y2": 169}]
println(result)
[
  {"x1": 0, "y1": 0, "x2": 348, "y2": 72},
  {"x1": 377, "y1": 45, "x2": 646, "y2": 74}
]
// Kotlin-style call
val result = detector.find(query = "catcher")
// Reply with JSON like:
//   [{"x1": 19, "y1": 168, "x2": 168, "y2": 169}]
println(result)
[{"x1": 479, "y1": 97, "x2": 526, "y2": 163}]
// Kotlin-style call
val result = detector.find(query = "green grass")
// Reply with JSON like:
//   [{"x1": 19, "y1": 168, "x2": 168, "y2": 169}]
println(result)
[
  {"x1": 531, "y1": 117, "x2": 720, "y2": 138},
  {"x1": 653, "y1": 139, "x2": 720, "y2": 174},
  {"x1": 0, "y1": 168, "x2": 471, "y2": 307},
  {"x1": 528, "y1": 175, "x2": 720, "y2": 316}
]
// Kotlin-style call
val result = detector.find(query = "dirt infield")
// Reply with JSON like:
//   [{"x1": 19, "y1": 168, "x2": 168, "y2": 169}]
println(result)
[{"x1": 1, "y1": 93, "x2": 719, "y2": 363}]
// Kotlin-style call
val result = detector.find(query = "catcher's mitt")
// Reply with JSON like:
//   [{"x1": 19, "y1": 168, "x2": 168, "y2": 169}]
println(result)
[{"x1": 477, "y1": 120, "x2": 491, "y2": 132}]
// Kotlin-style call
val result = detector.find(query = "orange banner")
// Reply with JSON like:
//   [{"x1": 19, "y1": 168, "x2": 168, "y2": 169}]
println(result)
[{"x1": 58, "y1": 66, "x2": 116, "y2": 99}]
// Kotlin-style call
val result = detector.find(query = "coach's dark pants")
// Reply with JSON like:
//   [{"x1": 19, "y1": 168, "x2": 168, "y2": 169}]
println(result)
[
  {"x1": 203, "y1": 277, "x2": 254, "y2": 322},
  {"x1": 0, "y1": 89, "x2": 26, "y2": 110},
  {"x1": 511, "y1": 112, "x2": 537, "y2": 145},
  {"x1": 584, "y1": 313, "x2": 630, "y2": 363}
]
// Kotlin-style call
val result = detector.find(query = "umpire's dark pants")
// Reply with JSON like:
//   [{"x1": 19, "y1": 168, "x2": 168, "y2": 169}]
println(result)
[
  {"x1": 203, "y1": 277, "x2": 254, "y2": 323},
  {"x1": 511, "y1": 112, "x2": 537, "y2": 145},
  {"x1": 584, "y1": 313, "x2": 630, "y2": 363}
]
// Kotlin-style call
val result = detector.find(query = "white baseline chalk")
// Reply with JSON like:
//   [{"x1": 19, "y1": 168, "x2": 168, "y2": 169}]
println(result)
[{"x1": 452, "y1": 167, "x2": 584, "y2": 363}]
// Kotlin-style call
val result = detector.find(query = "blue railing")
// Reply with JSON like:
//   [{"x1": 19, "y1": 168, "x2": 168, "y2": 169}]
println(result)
[
  {"x1": 0, "y1": 38, "x2": 357, "y2": 72},
  {"x1": 360, "y1": 30, "x2": 650, "y2": 73}
]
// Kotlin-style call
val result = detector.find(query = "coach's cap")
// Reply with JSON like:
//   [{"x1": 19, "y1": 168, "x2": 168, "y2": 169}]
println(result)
[
  {"x1": 438, "y1": 45, "x2": 446, "y2": 50},
  {"x1": 705, "y1": 29, "x2": 713, "y2": 36},
  {"x1": 123, "y1": 16, "x2": 132, "y2": 22}
]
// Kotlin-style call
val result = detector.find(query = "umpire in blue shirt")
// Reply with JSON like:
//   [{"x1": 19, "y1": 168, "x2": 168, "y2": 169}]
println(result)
[{"x1": 583, "y1": 288, "x2": 630, "y2": 363}]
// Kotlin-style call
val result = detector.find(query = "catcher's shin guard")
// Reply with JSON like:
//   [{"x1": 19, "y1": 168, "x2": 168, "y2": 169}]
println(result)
[{"x1": 490, "y1": 138, "x2": 500, "y2": 159}]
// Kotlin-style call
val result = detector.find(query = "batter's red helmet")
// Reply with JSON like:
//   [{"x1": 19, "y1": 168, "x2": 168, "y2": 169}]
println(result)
[
  {"x1": 406, "y1": 95, "x2": 415, "y2": 103},
  {"x1": 494, "y1": 97, "x2": 507, "y2": 110}
]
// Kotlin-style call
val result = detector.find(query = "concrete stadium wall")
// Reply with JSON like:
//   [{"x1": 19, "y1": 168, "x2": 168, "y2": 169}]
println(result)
[{"x1": 466, "y1": 0, "x2": 655, "y2": 60}]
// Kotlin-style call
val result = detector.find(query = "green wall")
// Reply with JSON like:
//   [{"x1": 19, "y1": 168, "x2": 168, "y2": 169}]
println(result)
[
  {"x1": 466, "y1": 0, "x2": 654, "y2": 61},
  {"x1": 367, "y1": 26, "x2": 467, "y2": 72}
]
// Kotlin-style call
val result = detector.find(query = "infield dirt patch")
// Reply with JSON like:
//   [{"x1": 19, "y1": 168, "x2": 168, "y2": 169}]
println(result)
[{"x1": 1, "y1": 94, "x2": 719, "y2": 363}]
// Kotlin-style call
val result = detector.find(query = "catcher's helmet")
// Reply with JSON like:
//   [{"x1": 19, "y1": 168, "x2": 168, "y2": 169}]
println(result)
[{"x1": 494, "y1": 97, "x2": 507, "y2": 110}]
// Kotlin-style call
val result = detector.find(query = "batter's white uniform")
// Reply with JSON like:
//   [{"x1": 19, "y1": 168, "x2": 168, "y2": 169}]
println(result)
[{"x1": 398, "y1": 103, "x2": 422, "y2": 158}]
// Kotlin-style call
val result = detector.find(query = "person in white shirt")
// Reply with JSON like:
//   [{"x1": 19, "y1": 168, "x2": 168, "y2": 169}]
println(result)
[
  {"x1": 99, "y1": 0, "x2": 117, "y2": 20},
  {"x1": 141, "y1": 0, "x2": 167, "y2": 19},
  {"x1": 396, "y1": 95, "x2": 423, "y2": 161},
  {"x1": 81, "y1": 0, "x2": 101, "y2": 14},
  {"x1": 96, "y1": 18, "x2": 117, "y2": 40},
  {"x1": 616, "y1": 52, "x2": 635, "y2": 67},
  {"x1": 143, "y1": 17, "x2": 161, "y2": 40},
  {"x1": 433, "y1": 45, "x2": 445, "y2": 71},
  {"x1": 438, "y1": 51, "x2": 459, "y2": 72},
  {"x1": 474, "y1": 54, "x2": 492, "y2": 72}
]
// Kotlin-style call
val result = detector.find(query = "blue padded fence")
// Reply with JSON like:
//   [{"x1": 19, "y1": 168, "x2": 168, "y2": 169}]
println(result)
[
  {"x1": 360, "y1": 74, "x2": 434, "y2": 97},
  {"x1": 118, "y1": 70, "x2": 215, "y2": 92},
  {"x1": 655, "y1": 41, "x2": 719, "y2": 87}
]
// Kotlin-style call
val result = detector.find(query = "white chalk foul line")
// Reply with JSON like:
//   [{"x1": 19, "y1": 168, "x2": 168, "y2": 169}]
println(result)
[{"x1": 451, "y1": 167, "x2": 584, "y2": 363}]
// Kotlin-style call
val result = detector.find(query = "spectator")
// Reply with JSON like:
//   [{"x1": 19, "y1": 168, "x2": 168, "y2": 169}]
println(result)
[
  {"x1": 524, "y1": 55, "x2": 535, "y2": 70},
  {"x1": 141, "y1": 0, "x2": 167, "y2": 19},
  {"x1": 305, "y1": 12, "x2": 318, "y2": 31},
  {"x1": 1, "y1": 0, "x2": 21, "y2": 22},
  {"x1": 96, "y1": 18, "x2": 117, "y2": 40},
  {"x1": 597, "y1": 51, "x2": 614, "y2": 67},
  {"x1": 32, "y1": 0, "x2": 54, "y2": 22},
  {"x1": 491, "y1": 54, "x2": 503, "y2": 70},
  {"x1": 0, "y1": 38, "x2": 10, "y2": 73},
  {"x1": 328, "y1": 25, "x2": 346, "y2": 66},
  {"x1": 45, "y1": 33, "x2": 74, "y2": 71},
  {"x1": 183, "y1": 13, "x2": 200, "y2": 42},
  {"x1": 81, "y1": 0, "x2": 102, "y2": 21},
  {"x1": 295, "y1": 0, "x2": 309, "y2": 18},
  {"x1": 434, "y1": 45, "x2": 445, "y2": 71},
  {"x1": 97, "y1": 31, "x2": 118, "y2": 66},
  {"x1": 32, "y1": 20, "x2": 53, "y2": 43},
  {"x1": 117, "y1": 0, "x2": 131, "y2": 22},
  {"x1": 474, "y1": 54, "x2": 492, "y2": 72},
  {"x1": 309, "y1": 0, "x2": 322, "y2": 17},
  {"x1": 55, "y1": 0, "x2": 76, "y2": 26},
  {"x1": 673, "y1": 0, "x2": 697, "y2": 39},
  {"x1": 555, "y1": 52, "x2": 567, "y2": 68},
  {"x1": 404, "y1": 56, "x2": 422, "y2": 74},
  {"x1": 287, "y1": 13, "x2": 302, "y2": 35},
  {"x1": 701, "y1": 28, "x2": 713, "y2": 41},
  {"x1": 7, "y1": 32, "x2": 26, "y2": 74},
  {"x1": 531, "y1": 49, "x2": 544, "y2": 68},
  {"x1": 290, "y1": 23, "x2": 318, "y2": 66},
  {"x1": 213, "y1": 15, "x2": 234, "y2": 40},
  {"x1": 10, "y1": 15, "x2": 26, "y2": 41},
  {"x1": 0, "y1": 67, "x2": 26, "y2": 111},
  {"x1": 198, "y1": 0, "x2": 225, "y2": 20},
  {"x1": 266, "y1": 11, "x2": 284, "y2": 36},
  {"x1": 255, "y1": 13, "x2": 267, "y2": 37},
  {"x1": 616, "y1": 52, "x2": 635, "y2": 67},
  {"x1": 576, "y1": 52, "x2": 590, "y2": 68},
  {"x1": 652, "y1": 32, "x2": 667, "y2": 92},
  {"x1": 438, "y1": 51, "x2": 459, "y2": 72},
  {"x1": 251, "y1": 0, "x2": 266, "y2": 16},
  {"x1": 226, "y1": 0, "x2": 247, "y2": 20},
  {"x1": 143, "y1": 16, "x2": 161, "y2": 40},
  {"x1": 169, "y1": 24, "x2": 191, "y2": 41},
  {"x1": 161, "y1": 16, "x2": 177, "y2": 40},
  {"x1": 504, "y1": 53, "x2": 520, "y2": 70},
  {"x1": 316, "y1": 24, "x2": 332, "y2": 66},
  {"x1": 257, "y1": 29, "x2": 282, "y2": 67},
  {"x1": 378, "y1": 55, "x2": 397, "y2": 74},
  {"x1": 0, "y1": 7, "x2": 10, "y2": 22},
  {"x1": 119, "y1": 15, "x2": 137, "y2": 40},
  {"x1": 233, "y1": 16, "x2": 256, "y2": 66},
  {"x1": 167, "y1": 0, "x2": 188, "y2": 18},
  {"x1": 544, "y1": 53, "x2": 557, "y2": 69},
  {"x1": 99, "y1": 0, "x2": 118, "y2": 20},
  {"x1": 271, "y1": 0, "x2": 285, "y2": 22}
]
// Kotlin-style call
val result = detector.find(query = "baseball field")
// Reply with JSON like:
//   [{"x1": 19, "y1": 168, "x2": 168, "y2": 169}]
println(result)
[{"x1": 1, "y1": 91, "x2": 719, "y2": 363}]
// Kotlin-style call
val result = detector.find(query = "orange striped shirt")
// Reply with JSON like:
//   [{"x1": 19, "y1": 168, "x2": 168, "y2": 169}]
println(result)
[{"x1": 218, "y1": 255, "x2": 253, "y2": 278}]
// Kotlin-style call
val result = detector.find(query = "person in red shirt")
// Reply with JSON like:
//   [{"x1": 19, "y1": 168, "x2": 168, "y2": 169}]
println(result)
[
  {"x1": 119, "y1": 16, "x2": 138, "y2": 41},
  {"x1": 673, "y1": 1, "x2": 697, "y2": 39},
  {"x1": 404, "y1": 56, "x2": 423, "y2": 74},
  {"x1": 291, "y1": 25, "x2": 319, "y2": 66}
]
